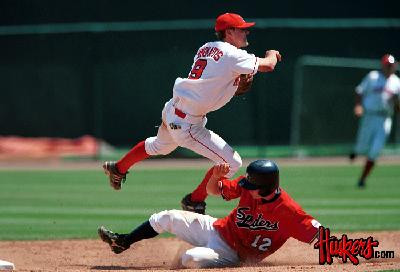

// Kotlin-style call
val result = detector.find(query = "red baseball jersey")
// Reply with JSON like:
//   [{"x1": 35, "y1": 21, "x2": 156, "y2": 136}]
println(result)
[{"x1": 213, "y1": 176, "x2": 320, "y2": 262}]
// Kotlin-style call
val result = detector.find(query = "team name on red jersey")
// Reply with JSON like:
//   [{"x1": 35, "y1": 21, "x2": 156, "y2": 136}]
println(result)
[
  {"x1": 196, "y1": 46, "x2": 224, "y2": 62},
  {"x1": 236, "y1": 207, "x2": 279, "y2": 231}
]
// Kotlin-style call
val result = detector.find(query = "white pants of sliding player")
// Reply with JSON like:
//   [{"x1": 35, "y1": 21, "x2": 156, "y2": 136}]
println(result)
[
  {"x1": 149, "y1": 210, "x2": 240, "y2": 268},
  {"x1": 144, "y1": 99, "x2": 242, "y2": 178}
]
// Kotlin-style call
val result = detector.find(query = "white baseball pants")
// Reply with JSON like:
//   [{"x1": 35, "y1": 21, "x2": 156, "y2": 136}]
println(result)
[
  {"x1": 354, "y1": 114, "x2": 392, "y2": 160},
  {"x1": 144, "y1": 100, "x2": 242, "y2": 177},
  {"x1": 149, "y1": 209, "x2": 239, "y2": 268}
]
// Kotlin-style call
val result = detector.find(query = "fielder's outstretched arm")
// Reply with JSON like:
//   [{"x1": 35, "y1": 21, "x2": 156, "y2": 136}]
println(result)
[{"x1": 258, "y1": 50, "x2": 282, "y2": 72}]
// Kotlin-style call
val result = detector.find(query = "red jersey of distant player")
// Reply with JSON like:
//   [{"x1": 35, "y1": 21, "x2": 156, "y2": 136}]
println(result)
[{"x1": 213, "y1": 175, "x2": 320, "y2": 262}]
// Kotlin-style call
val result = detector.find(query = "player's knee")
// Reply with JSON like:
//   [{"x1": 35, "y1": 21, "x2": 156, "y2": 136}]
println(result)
[
  {"x1": 226, "y1": 152, "x2": 242, "y2": 178},
  {"x1": 144, "y1": 137, "x2": 159, "y2": 155},
  {"x1": 148, "y1": 210, "x2": 181, "y2": 234},
  {"x1": 145, "y1": 137, "x2": 174, "y2": 155},
  {"x1": 232, "y1": 151, "x2": 242, "y2": 169}
]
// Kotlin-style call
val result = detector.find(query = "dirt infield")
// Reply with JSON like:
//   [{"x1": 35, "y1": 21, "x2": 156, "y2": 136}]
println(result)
[
  {"x1": 0, "y1": 231, "x2": 399, "y2": 271},
  {"x1": 1, "y1": 157, "x2": 399, "y2": 271}
]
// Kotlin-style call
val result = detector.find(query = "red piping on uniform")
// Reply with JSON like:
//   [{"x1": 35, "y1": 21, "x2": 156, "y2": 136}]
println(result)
[{"x1": 188, "y1": 125, "x2": 227, "y2": 163}]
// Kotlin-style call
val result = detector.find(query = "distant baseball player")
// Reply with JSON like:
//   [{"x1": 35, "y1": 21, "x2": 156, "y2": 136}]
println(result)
[
  {"x1": 102, "y1": 13, "x2": 282, "y2": 212},
  {"x1": 349, "y1": 54, "x2": 400, "y2": 188},
  {"x1": 98, "y1": 159, "x2": 321, "y2": 268}
]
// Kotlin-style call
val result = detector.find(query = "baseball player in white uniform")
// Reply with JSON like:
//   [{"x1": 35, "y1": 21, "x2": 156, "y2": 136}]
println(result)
[
  {"x1": 102, "y1": 13, "x2": 282, "y2": 209},
  {"x1": 349, "y1": 54, "x2": 400, "y2": 187}
]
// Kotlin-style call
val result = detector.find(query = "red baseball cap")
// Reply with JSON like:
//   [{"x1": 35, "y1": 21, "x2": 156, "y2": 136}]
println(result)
[
  {"x1": 215, "y1": 13, "x2": 255, "y2": 32},
  {"x1": 381, "y1": 54, "x2": 396, "y2": 66}
]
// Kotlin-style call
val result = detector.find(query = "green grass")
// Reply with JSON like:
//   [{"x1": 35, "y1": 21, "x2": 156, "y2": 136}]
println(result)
[{"x1": 0, "y1": 164, "x2": 399, "y2": 240}]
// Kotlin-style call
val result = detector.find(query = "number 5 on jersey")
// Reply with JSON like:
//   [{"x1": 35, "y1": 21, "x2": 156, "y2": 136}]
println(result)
[
  {"x1": 251, "y1": 235, "x2": 272, "y2": 251},
  {"x1": 189, "y1": 59, "x2": 207, "y2": 79}
]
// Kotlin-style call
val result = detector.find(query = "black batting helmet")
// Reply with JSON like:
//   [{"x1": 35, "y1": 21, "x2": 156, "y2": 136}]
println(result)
[{"x1": 239, "y1": 159, "x2": 279, "y2": 196}]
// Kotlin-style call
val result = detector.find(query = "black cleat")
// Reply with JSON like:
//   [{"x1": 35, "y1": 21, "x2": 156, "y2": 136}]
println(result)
[
  {"x1": 349, "y1": 153, "x2": 356, "y2": 162},
  {"x1": 103, "y1": 161, "x2": 128, "y2": 190},
  {"x1": 98, "y1": 226, "x2": 130, "y2": 254}
]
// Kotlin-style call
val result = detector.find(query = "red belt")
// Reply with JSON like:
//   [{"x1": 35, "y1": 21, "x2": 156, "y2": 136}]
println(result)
[{"x1": 174, "y1": 108, "x2": 186, "y2": 118}]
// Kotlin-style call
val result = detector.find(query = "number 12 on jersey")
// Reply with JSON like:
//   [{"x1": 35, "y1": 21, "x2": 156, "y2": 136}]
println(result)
[
  {"x1": 189, "y1": 59, "x2": 207, "y2": 79},
  {"x1": 251, "y1": 235, "x2": 271, "y2": 251}
]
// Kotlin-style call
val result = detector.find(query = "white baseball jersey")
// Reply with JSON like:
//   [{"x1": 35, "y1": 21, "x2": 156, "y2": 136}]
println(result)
[
  {"x1": 172, "y1": 41, "x2": 259, "y2": 116},
  {"x1": 145, "y1": 41, "x2": 260, "y2": 177},
  {"x1": 356, "y1": 71, "x2": 400, "y2": 116}
]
